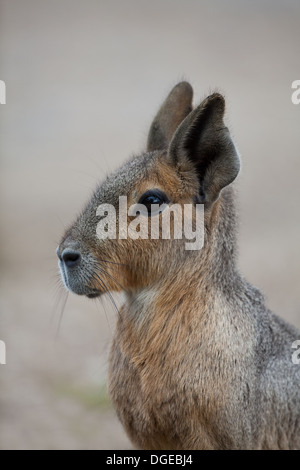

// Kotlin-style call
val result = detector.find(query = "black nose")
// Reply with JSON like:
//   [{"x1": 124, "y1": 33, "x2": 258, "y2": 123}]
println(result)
[{"x1": 60, "y1": 249, "x2": 81, "y2": 268}]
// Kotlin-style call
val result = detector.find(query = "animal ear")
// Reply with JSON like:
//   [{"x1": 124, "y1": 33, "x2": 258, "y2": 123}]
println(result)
[
  {"x1": 147, "y1": 81, "x2": 193, "y2": 152},
  {"x1": 168, "y1": 93, "x2": 240, "y2": 205}
]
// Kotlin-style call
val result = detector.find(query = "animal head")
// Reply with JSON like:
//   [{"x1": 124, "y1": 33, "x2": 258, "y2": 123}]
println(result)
[{"x1": 57, "y1": 82, "x2": 240, "y2": 298}]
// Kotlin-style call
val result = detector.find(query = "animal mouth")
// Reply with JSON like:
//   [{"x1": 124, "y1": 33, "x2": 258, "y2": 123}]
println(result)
[{"x1": 86, "y1": 290, "x2": 102, "y2": 299}]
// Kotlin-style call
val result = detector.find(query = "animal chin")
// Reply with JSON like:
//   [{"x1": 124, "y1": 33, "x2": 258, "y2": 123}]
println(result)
[
  {"x1": 69, "y1": 283, "x2": 103, "y2": 298},
  {"x1": 59, "y1": 263, "x2": 102, "y2": 297},
  {"x1": 86, "y1": 290, "x2": 102, "y2": 299}
]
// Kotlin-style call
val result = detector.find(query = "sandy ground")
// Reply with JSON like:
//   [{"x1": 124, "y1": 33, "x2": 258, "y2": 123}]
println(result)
[{"x1": 0, "y1": 0, "x2": 300, "y2": 449}]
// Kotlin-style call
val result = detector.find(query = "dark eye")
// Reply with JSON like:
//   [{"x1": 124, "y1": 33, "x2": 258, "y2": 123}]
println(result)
[{"x1": 138, "y1": 189, "x2": 169, "y2": 215}]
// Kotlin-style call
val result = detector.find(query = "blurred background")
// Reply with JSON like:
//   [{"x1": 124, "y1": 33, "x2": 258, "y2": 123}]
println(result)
[{"x1": 0, "y1": 0, "x2": 299, "y2": 450}]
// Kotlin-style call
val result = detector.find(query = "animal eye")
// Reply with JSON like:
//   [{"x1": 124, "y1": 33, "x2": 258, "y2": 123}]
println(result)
[{"x1": 138, "y1": 189, "x2": 169, "y2": 215}]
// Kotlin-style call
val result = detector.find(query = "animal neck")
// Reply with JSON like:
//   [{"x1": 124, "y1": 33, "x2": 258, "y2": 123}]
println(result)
[{"x1": 204, "y1": 186, "x2": 240, "y2": 291}]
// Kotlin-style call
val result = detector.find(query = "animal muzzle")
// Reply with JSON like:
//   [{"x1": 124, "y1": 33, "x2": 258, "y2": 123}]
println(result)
[{"x1": 57, "y1": 244, "x2": 101, "y2": 298}]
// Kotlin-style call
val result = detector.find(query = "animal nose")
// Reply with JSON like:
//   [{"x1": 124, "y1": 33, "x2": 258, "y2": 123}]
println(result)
[{"x1": 60, "y1": 248, "x2": 82, "y2": 268}]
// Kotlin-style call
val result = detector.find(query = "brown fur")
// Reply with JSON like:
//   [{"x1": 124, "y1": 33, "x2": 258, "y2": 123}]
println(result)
[{"x1": 58, "y1": 82, "x2": 300, "y2": 449}]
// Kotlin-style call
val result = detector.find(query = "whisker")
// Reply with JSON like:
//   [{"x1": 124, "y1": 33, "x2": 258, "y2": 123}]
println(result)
[
  {"x1": 97, "y1": 259, "x2": 130, "y2": 268},
  {"x1": 55, "y1": 291, "x2": 69, "y2": 339},
  {"x1": 92, "y1": 262, "x2": 124, "y2": 275},
  {"x1": 96, "y1": 266, "x2": 128, "y2": 294},
  {"x1": 92, "y1": 272, "x2": 122, "y2": 322},
  {"x1": 97, "y1": 295, "x2": 114, "y2": 336},
  {"x1": 50, "y1": 275, "x2": 67, "y2": 324}
]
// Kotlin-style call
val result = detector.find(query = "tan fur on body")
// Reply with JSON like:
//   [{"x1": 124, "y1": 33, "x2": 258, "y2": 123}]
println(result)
[{"x1": 58, "y1": 82, "x2": 300, "y2": 449}]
